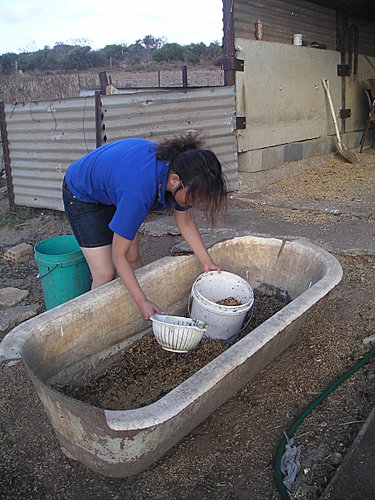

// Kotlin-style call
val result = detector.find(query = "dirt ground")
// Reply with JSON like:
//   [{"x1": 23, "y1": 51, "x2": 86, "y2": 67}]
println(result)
[
  {"x1": 56, "y1": 292, "x2": 286, "y2": 411},
  {"x1": 1, "y1": 152, "x2": 375, "y2": 499}
]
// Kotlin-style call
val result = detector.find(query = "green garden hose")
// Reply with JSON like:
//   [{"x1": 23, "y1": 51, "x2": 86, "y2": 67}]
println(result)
[{"x1": 274, "y1": 344, "x2": 375, "y2": 499}]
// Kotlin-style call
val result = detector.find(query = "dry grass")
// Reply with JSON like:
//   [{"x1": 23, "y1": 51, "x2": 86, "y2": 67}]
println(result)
[{"x1": 0, "y1": 65, "x2": 224, "y2": 103}]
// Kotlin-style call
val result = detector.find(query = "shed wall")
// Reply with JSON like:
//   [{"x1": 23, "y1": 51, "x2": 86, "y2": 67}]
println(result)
[
  {"x1": 234, "y1": 0, "x2": 336, "y2": 49},
  {"x1": 235, "y1": 38, "x2": 375, "y2": 190}
]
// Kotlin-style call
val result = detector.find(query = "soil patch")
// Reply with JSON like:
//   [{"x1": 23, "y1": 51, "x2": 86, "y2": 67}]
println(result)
[
  {"x1": 1, "y1": 153, "x2": 375, "y2": 498},
  {"x1": 55, "y1": 291, "x2": 288, "y2": 410},
  {"x1": 249, "y1": 152, "x2": 375, "y2": 217}
]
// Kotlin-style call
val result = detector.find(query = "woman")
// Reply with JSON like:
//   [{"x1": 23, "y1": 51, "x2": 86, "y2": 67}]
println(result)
[{"x1": 62, "y1": 134, "x2": 227, "y2": 320}]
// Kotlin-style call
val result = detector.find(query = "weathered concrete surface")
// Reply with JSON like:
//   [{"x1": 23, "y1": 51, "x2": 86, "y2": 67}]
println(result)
[
  {"x1": 0, "y1": 287, "x2": 29, "y2": 308},
  {"x1": 0, "y1": 304, "x2": 41, "y2": 333}
]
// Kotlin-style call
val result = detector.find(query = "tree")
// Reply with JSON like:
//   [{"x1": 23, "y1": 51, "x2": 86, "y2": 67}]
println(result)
[
  {"x1": 53, "y1": 43, "x2": 75, "y2": 56},
  {"x1": 99, "y1": 44, "x2": 127, "y2": 67},
  {"x1": 0, "y1": 52, "x2": 18, "y2": 73},
  {"x1": 152, "y1": 43, "x2": 184, "y2": 63},
  {"x1": 140, "y1": 35, "x2": 164, "y2": 70},
  {"x1": 0, "y1": 36, "x2": 223, "y2": 74},
  {"x1": 57, "y1": 46, "x2": 93, "y2": 70},
  {"x1": 121, "y1": 41, "x2": 145, "y2": 65}
]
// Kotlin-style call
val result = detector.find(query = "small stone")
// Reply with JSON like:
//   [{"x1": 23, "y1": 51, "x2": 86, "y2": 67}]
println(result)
[
  {"x1": 331, "y1": 452, "x2": 343, "y2": 465},
  {"x1": 0, "y1": 287, "x2": 29, "y2": 308},
  {"x1": 0, "y1": 304, "x2": 41, "y2": 332}
]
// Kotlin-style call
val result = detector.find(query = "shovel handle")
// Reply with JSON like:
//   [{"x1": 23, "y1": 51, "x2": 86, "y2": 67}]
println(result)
[{"x1": 322, "y1": 79, "x2": 342, "y2": 146}]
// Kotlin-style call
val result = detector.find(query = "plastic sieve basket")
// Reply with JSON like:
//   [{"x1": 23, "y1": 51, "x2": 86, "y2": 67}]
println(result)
[
  {"x1": 34, "y1": 235, "x2": 91, "y2": 310},
  {"x1": 150, "y1": 314, "x2": 207, "y2": 353},
  {"x1": 189, "y1": 271, "x2": 254, "y2": 341}
]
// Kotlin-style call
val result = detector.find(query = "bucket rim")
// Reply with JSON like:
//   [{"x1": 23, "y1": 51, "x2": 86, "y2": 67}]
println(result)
[
  {"x1": 34, "y1": 234, "x2": 81, "y2": 258},
  {"x1": 192, "y1": 271, "x2": 254, "y2": 312}
]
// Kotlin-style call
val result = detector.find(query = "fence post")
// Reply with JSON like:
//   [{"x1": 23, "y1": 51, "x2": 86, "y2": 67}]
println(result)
[
  {"x1": 182, "y1": 65, "x2": 188, "y2": 88},
  {"x1": 223, "y1": 0, "x2": 235, "y2": 86},
  {"x1": 99, "y1": 71, "x2": 109, "y2": 95},
  {"x1": 95, "y1": 91, "x2": 103, "y2": 148},
  {"x1": 0, "y1": 101, "x2": 15, "y2": 211}
]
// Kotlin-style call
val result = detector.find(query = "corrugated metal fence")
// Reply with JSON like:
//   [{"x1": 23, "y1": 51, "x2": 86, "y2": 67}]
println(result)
[
  {"x1": 4, "y1": 97, "x2": 96, "y2": 210},
  {"x1": 3, "y1": 86, "x2": 238, "y2": 211}
]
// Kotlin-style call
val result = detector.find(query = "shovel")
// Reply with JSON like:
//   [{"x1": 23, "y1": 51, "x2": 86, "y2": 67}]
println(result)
[{"x1": 322, "y1": 79, "x2": 358, "y2": 164}]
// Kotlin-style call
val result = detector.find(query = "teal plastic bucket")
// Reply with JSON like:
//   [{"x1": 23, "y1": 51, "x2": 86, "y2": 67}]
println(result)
[{"x1": 34, "y1": 235, "x2": 91, "y2": 310}]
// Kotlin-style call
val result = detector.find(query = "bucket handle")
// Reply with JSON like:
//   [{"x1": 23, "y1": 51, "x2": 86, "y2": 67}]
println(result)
[
  {"x1": 37, "y1": 264, "x2": 59, "y2": 279},
  {"x1": 239, "y1": 307, "x2": 254, "y2": 335},
  {"x1": 188, "y1": 293, "x2": 193, "y2": 316}
]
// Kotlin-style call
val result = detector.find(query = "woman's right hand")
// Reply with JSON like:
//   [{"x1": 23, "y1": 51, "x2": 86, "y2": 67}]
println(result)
[{"x1": 138, "y1": 299, "x2": 165, "y2": 321}]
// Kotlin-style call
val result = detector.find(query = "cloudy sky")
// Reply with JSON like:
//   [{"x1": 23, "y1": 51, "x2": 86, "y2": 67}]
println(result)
[{"x1": 0, "y1": 0, "x2": 224, "y2": 54}]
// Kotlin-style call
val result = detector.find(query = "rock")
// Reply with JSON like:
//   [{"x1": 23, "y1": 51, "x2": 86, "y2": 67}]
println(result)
[
  {"x1": 0, "y1": 287, "x2": 29, "y2": 308},
  {"x1": 0, "y1": 304, "x2": 41, "y2": 332},
  {"x1": 170, "y1": 228, "x2": 244, "y2": 255},
  {"x1": 140, "y1": 220, "x2": 183, "y2": 237},
  {"x1": 331, "y1": 452, "x2": 343, "y2": 465}
]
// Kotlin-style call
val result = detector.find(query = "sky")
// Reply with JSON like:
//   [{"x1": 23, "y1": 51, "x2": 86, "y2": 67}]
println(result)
[{"x1": 0, "y1": 0, "x2": 224, "y2": 55}]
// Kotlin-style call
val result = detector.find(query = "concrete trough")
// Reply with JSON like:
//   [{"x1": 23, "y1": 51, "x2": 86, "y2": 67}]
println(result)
[{"x1": 0, "y1": 235, "x2": 343, "y2": 477}]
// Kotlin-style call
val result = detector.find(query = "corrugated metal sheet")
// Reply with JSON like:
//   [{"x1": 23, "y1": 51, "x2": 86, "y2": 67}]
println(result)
[
  {"x1": 101, "y1": 86, "x2": 238, "y2": 190},
  {"x1": 234, "y1": 0, "x2": 336, "y2": 49},
  {"x1": 350, "y1": 17, "x2": 375, "y2": 57},
  {"x1": 4, "y1": 86, "x2": 238, "y2": 211},
  {"x1": 5, "y1": 97, "x2": 96, "y2": 210}
]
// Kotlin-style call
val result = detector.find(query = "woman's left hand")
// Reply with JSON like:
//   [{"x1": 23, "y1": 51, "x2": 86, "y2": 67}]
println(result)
[{"x1": 204, "y1": 261, "x2": 222, "y2": 273}]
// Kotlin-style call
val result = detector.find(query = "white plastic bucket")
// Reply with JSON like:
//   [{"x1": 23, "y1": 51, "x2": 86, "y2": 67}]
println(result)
[{"x1": 189, "y1": 271, "x2": 254, "y2": 341}]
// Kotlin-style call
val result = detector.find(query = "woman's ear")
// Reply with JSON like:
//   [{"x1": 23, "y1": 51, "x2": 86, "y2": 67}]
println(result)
[{"x1": 168, "y1": 172, "x2": 180, "y2": 188}]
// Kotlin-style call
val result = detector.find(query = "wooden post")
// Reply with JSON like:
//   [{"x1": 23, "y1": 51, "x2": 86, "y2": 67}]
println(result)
[
  {"x1": 0, "y1": 101, "x2": 15, "y2": 211},
  {"x1": 99, "y1": 71, "x2": 109, "y2": 95},
  {"x1": 182, "y1": 65, "x2": 188, "y2": 88},
  {"x1": 95, "y1": 91, "x2": 103, "y2": 148},
  {"x1": 223, "y1": 0, "x2": 235, "y2": 86}
]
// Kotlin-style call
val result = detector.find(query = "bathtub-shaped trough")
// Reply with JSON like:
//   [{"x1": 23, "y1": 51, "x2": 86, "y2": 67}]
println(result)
[{"x1": 0, "y1": 235, "x2": 343, "y2": 477}]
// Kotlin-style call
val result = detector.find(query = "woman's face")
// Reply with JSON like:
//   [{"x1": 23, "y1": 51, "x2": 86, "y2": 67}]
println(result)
[
  {"x1": 168, "y1": 172, "x2": 201, "y2": 208},
  {"x1": 173, "y1": 181, "x2": 192, "y2": 208}
]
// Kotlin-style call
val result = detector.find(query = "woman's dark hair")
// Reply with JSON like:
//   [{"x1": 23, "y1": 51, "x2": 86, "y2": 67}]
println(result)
[{"x1": 155, "y1": 134, "x2": 227, "y2": 225}]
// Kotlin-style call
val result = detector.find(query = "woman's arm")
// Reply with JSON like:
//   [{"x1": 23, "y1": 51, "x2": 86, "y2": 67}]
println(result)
[
  {"x1": 112, "y1": 233, "x2": 164, "y2": 320},
  {"x1": 174, "y1": 209, "x2": 221, "y2": 272}
]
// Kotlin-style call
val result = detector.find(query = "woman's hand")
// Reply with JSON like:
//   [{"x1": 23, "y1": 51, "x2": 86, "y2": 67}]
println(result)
[
  {"x1": 204, "y1": 261, "x2": 222, "y2": 273},
  {"x1": 138, "y1": 299, "x2": 165, "y2": 321}
]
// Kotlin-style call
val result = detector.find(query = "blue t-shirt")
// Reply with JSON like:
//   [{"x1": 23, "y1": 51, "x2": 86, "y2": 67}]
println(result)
[{"x1": 64, "y1": 138, "x2": 187, "y2": 240}]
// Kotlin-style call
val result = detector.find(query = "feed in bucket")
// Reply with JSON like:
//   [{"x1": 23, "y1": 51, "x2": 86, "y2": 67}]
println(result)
[
  {"x1": 216, "y1": 297, "x2": 242, "y2": 306},
  {"x1": 189, "y1": 271, "x2": 254, "y2": 341},
  {"x1": 150, "y1": 314, "x2": 207, "y2": 353}
]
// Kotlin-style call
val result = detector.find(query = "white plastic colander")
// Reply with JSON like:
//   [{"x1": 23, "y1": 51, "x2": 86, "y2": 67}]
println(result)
[{"x1": 150, "y1": 314, "x2": 207, "y2": 353}]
